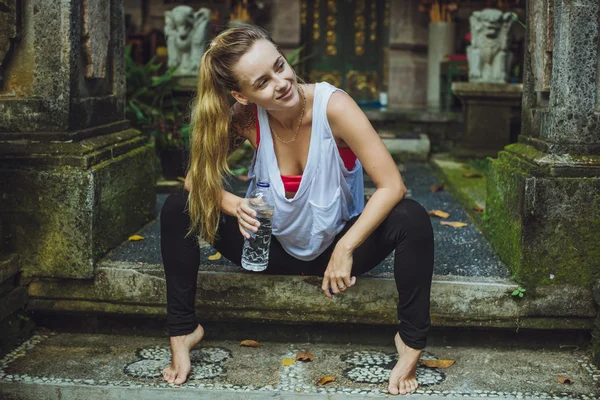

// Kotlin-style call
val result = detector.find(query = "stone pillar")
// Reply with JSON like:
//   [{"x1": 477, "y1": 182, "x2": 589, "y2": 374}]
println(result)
[
  {"x1": 485, "y1": 0, "x2": 600, "y2": 288},
  {"x1": 387, "y1": 0, "x2": 428, "y2": 108},
  {"x1": 0, "y1": 0, "x2": 156, "y2": 280}
]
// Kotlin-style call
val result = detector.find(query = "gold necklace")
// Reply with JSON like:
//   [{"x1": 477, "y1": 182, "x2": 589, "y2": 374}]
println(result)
[{"x1": 268, "y1": 85, "x2": 306, "y2": 144}]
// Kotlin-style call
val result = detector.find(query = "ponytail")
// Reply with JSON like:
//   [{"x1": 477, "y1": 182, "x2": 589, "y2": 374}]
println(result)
[{"x1": 187, "y1": 50, "x2": 232, "y2": 245}]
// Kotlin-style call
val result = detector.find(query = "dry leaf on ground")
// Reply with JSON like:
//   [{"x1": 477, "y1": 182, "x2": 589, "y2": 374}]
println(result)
[
  {"x1": 208, "y1": 252, "x2": 222, "y2": 261},
  {"x1": 282, "y1": 358, "x2": 296, "y2": 367},
  {"x1": 236, "y1": 175, "x2": 251, "y2": 182},
  {"x1": 128, "y1": 235, "x2": 144, "y2": 241},
  {"x1": 463, "y1": 173, "x2": 483, "y2": 178},
  {"x1": 430, "y1": 183, "x2": 444, "y2": 192},
  {"x1": 461, "y1": 165, "x2": 471, "y2": 169},
  {"x1": 296, "y1": 351, "x2": 315, "y2": 362},
  {"x1": 428, "y1": 210, "x2": 450, "y2": 219},
  {"x1": 557, "y1": 375, "x2": 574, "y2": 384},
  {"x1": 421, "y1": 359, "x2": 456, "y2": 368},
  {"x1": 316, "y1": 376, "x2": 336, "y2": 386},
  {"x1": 240, "y1": 340, "x2": 261, "y2": 348},
  {"x1": 473, "y1": 206, "x2": 484, "y2": 212},
  {"x1": 440, "y1": 221, "x2": 468, "y2": 228}
]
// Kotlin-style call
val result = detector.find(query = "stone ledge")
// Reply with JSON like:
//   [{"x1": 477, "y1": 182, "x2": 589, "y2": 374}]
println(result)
[
  {"x1": 0, "y1": 254, "x2": 20, "y2": 285},
  {"x1": 26, "y1": 267, "x2": 595, "y2": 330},
  {"x1": 363, "y1": 108, "x2": 462, "y2": 123},
  {"x1": 382, "y1": 134, "x2": 431, "y2": 162},
  {"x1": 0, "y1": 287, "x2": 27, "y2": 322}
]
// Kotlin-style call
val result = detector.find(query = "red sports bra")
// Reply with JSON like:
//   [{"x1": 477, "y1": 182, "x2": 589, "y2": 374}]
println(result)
[{"x1": 253, "y1": 105, "x2": 357, "y2": 193}]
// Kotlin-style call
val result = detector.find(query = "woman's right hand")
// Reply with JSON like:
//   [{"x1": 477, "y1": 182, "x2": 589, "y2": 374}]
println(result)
[{"x1": 236, "y1": 198, "x2": 259, "y2": 239}]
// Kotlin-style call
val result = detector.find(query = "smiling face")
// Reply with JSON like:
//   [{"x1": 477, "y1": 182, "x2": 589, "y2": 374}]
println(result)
[{"x1": 231, "y1": 39, "x2": 299, "y2": 111}]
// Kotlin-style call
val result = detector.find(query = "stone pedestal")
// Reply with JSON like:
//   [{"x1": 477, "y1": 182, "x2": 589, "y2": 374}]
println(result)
[
  {"x1": 452, "y1": 82, "x2": 522, "y2": 158},
  {"x1": 485, "y1": 0, "x2": 600, "y2": 290},
  {"x1": 0, "y1": 0, "x2": 156, "y2": 280},
  {"x1": 387, "y1": 0, "x2": 428, "y2": 109}
]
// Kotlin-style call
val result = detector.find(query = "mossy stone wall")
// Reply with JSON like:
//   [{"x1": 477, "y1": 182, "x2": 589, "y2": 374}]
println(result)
[
  {"x1": 486, "y1": 144, "x2": 600, "y2": 288},
  {"x1": 0, "y1": 143, "x2": 156, "y2": 280}
]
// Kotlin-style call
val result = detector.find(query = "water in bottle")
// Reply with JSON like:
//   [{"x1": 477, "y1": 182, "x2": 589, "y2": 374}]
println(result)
[{"x1": 241, "y1": 181, "x2": 274, "y2": 272}]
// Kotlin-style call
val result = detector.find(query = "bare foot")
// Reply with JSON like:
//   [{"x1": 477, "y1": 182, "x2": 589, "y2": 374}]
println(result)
[
  {"x1": 388, "y1": 332, "x2": 422, "y2": 395},
  {"x1": 162, "y1": 324, "x2": 205, "y2": 385}
]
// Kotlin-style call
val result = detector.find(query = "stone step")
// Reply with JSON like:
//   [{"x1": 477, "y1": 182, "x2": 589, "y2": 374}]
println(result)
[
  {"x1": 0, "y1": 254, "x2": 20, "y2": 285},
  {"x1": 26, "y1": 264, "x2": 595, "y2": 330},
  {"x1": 0, "y1": 253, "x2": 26, "y2": 322}
]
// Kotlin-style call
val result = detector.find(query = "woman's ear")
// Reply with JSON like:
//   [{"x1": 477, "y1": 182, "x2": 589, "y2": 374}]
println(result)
[{"x1": 231, "y1": 90, "x2": 250, "y2": 106}]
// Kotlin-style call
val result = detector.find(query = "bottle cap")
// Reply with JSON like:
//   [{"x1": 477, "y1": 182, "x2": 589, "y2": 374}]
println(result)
[{"x1": 257, "y1": 181, "x2": 270, "y2": 188}]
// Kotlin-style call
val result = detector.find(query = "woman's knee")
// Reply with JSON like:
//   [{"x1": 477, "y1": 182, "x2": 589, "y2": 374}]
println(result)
[
  {"x1": 160, "y1": 191, "x2": 190, "y2": 227},
  {"x1": 387, "y1": 198, "x2": 433, "y2": 238}
]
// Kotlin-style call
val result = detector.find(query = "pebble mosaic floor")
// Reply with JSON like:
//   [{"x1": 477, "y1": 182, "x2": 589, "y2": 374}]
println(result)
[{"x1": 1, "y1": 331, "x2": 598, "y2": 399}]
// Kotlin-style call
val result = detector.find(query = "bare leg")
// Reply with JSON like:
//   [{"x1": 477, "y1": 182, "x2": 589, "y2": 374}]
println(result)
[
  {"x1": 388, "y1": 332, "x2": 421, "y2": 395},
  {"x1": 162, "y1": 324, "x2": 205, "y2": 385}
]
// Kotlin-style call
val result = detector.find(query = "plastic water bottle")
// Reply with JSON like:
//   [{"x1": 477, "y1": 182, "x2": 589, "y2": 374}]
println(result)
[{"x1": 241, "y1": 181, "x2": 275, "y2": 272}]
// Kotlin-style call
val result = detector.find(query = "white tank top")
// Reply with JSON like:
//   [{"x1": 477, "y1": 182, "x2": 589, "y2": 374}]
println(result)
[{"x1": 246, "y1": 82, "x2": 365, "y2": 261}]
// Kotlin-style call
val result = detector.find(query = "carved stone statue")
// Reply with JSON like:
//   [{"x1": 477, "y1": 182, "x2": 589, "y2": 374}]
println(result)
[
  {"x1": 466, "y1": 9, "x2": 514, "y2": 83},
  {"x1": 164, "y1": 6, "x2": 211, "y2": 76}
]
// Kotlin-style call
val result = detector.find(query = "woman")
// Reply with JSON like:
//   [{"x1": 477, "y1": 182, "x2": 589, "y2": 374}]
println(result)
[{"x1": 160, "y1": 24, "x2": 434, "y2": 396}]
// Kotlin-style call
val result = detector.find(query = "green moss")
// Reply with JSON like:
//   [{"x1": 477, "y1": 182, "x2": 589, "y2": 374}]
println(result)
[
  {"x1": 504, "y1": 143, "x2": 546, "y2": 161},
  {"x1": 485, "y1": 153, "x2": 525, "y2": 282}
]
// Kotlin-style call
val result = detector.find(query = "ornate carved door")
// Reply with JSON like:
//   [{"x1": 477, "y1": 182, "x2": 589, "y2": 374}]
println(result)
[{"x1": 300, "y1": 0, "x2": 389, "y2": 105}]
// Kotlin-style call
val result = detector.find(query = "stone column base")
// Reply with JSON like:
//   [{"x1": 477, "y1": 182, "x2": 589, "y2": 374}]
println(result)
[
  {"x1": 0, "y1": 124, "x2": 156, "y2": 280},
  {"x1": 452, "y1": 82, "x2": 523, "y2": 159},
  {"x1": 485, "y1": 143, "x2": 600, "y2": 288}
]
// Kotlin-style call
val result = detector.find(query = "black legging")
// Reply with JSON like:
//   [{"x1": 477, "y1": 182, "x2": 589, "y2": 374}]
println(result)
[{"x1": 160, "y1": 189, "x2": 434, "y2": 349}]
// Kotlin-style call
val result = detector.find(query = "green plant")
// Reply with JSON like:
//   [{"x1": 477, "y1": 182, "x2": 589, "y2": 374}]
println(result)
[
  {"x1": 511, "y1": 286, "x2": 526, "y2": 298},
  {"x1": 510, "y1": 12, "x2": 526, "y2": 29},
  {"x1": 125, "y1": 45, "x2": 190, "y2": 151}
]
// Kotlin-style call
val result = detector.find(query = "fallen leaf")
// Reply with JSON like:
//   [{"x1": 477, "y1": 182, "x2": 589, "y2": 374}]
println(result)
[
  {"x1": 430, "y1": 183, "x2": 444, "y2": 192},
  {"x1": 236, "y1": 175, "x2": 251, "y2": 182},
  {"x1": 316, "y1": 376, "x2": 336, "y2": 386},
  {"x1": 461, "y1": 164, "x2": 471, "y2": 169},
  {"x1": 463, "y1": 173, "x2": 483, "y2": 178},
  {"x1": 557, "y1": 375, "x2": 574, "y2": 384},
  {"x1": 128, "y1": 235, "x2": 144, "y2": 241},
  {"x1": 421, "y1": 359, "x2": 456, "y2": 368},
  {"x1": 440, "y1": 221, "x2": 468, "y2": 228},
  {"x1": 208, "y1": 252, "x2": 222, "y2": 261},
  {"x1": 473, "y1": 206, "x2": 484, "y2": 212},
  {"x1": 282, "y1": 358, "x2": 296, "y2": 366},
  {"x1": 296, "y1": 351, "x2": 315, "y2": 362},
  {"x1": 428, "y1": 210, "x2": 450, "y2": 219},
  {"x1": 240, "y1": 340, "x2": 261, "y2": 348}
]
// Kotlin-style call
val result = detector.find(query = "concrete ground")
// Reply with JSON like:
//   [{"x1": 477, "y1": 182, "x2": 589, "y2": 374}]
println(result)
[{"x1": 0, "y1": 328, "x2": 598, "y2": 399}]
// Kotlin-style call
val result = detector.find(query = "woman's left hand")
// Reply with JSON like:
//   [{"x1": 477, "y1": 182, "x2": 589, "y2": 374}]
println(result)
[{"x1": 322, "y1": 245, "x2": 357, "y2": 298}]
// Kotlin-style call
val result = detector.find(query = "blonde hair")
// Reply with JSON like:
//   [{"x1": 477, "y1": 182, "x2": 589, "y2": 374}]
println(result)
[{"x1": 187, "y1": 24, "x2": 276, "y2": 245}]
